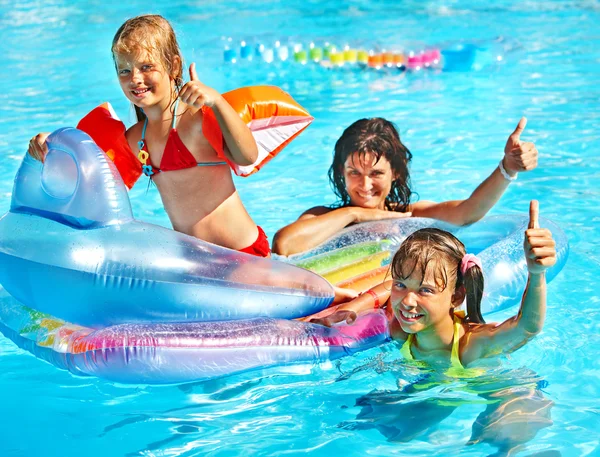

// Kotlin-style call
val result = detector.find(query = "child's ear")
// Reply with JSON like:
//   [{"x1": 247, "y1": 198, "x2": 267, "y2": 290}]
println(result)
[
  {"x1": 451, "y1": 285, "x2": 466, "y2": 308},
  {"x1": 171, "y1": 55, "x2": 182, "y2": 79}
]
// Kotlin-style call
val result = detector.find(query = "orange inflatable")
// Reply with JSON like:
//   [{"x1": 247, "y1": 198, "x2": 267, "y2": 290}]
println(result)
[
  {"x1": 202, "y1": 86, "x2": 314, "y2": 176},
  {"x1": 77, "y1": 86, "x2": 313, "y2": 187},
  {"x1": 77, "y1": 103, "x2": 141, "y2": 189}
]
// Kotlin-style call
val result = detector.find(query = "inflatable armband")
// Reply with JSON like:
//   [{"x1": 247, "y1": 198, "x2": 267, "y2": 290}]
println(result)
[
  {"x1": 77, "y1": 103, "x2": 142, "y2": 189},
  {"x1": 202, "y1": 85, "x2": 313, "y2": 176}
]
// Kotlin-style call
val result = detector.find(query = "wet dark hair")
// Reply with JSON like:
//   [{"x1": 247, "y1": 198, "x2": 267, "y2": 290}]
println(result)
[
  {"x1": 391, "y1": 228, "x2": 485, "y2": 324},
  {"x1": 328, "y1": 118, "x2": 413, "y2": 211},
  {"x1": 112, "y1": 15, "x2": 184, "y2": 122}
]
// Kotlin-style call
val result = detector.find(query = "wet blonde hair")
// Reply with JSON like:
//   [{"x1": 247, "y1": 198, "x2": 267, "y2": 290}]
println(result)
[
  {"x1": 391, "y1": 228, "x2": 485, "y2": 324},
  {"x1": 111, "y1": 15, "x2": 184, "y2": 121}
]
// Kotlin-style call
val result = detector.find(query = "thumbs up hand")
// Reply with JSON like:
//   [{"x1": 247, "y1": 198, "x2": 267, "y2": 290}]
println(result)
[
  {"x1": 502, "y1": 117, "x2": 538, "y2": 176},
  {"x1": 178, "y1": 62, "x2": 220, "y2": 109},
  {"x1": 524, "y1": 200, "x2": 556, "y2": 274}
]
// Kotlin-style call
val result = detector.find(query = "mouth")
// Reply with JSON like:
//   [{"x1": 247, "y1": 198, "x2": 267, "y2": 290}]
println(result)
[
  {"x1": 131, "y1": 87, "x2": 151, "y2": 98},
  {"x1": 398, "y1": 309, "x2": 425, "y2": 323},
  {"x1": 356, "y1": 191, "x2": 378, "y2": 201}
]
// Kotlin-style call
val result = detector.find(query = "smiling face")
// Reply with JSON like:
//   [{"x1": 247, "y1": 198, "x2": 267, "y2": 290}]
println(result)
[
  {"x1": 114, "y1": 48, "x2": 175, "y2": 109},
  {"x1": 390, "y1": 257, "x2": 462, "y2": 334},
  {"x1": 342, "y1": 152, "x2": 395, "y2": 210},
  {"x1": 111, "y1": 16, "x2": 183, "y2": 115}
]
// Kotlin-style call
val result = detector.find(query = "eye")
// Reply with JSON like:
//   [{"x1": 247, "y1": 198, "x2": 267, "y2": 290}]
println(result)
[
  {"x1": 371, "y1": 171, "x2": 384, "y2": 178},
  {"x1": 348, "y1": 170, "x2": 360, "y2": 177},
  {"x1": 393, "y1": 281, "x2": 406, "y2": 290},
  {"x1": 141, "y1": 64, "x2": 153, "y2": 72},
  {"x1": 118, "y1": 68, "x2": 130, "y2": 75},
  {"x1": 420, "y1": 287, "x2": 434, "y2": 295}
]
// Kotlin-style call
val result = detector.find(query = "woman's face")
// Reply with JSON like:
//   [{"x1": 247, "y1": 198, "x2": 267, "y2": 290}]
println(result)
[{"x1": 343, "y1": 152, "x2": 394, "y2": 210}]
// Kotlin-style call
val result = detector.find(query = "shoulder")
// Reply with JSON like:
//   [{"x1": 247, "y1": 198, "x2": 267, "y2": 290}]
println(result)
[
  {"x1": 409, "y1": 200, "x2": 437, "y2": 211},
  {"x1": 125, "y1": 122, "x2": 144, "y2": 151},
  {"x1": 298, "y1": 205, "x2": 336, "y2": 219},
  {"x1": 459, "y1": 321, "x2": 497, "y2": 364}
]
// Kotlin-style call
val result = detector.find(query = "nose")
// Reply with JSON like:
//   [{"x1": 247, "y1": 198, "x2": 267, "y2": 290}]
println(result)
[
  {"x1": 360, "y1": 175, "x2": 373, "y2": 190},
  {"x1": 131, "y1": 68, "x2": 143, "y2": 85},
  {"x1": 402, "y1": 292, "x2": 418, "y2": 309}
]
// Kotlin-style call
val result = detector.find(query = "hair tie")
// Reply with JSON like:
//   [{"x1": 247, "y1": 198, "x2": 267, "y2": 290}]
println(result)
[{"x1": 460, "y1": 253, "x2": 482, "y2": 276}]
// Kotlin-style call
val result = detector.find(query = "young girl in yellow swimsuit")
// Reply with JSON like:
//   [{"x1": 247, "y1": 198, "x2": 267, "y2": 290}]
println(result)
[{"x1": 312, "y1": 200, "x2": 556, "y2": 372}]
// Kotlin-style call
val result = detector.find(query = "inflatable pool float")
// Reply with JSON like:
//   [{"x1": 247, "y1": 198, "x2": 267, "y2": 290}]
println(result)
[
  {"x1": 223, "y1": 37, "x2": 517, "y2": 72},
  {"x1": 0, "y1": 293, "x2": 389, "y2": 384},
  {"x1": 0, "y1": 128, "x2": 334, "y2": 327},
  {"x1": 288, "y1": 216, "x2": 569, "y2": 316}
]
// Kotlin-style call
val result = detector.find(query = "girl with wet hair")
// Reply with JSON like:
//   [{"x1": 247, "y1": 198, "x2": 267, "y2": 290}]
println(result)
[
  {"x1": 28, "y1": 15, "x2": 269, "y2": 257},
  {"x1": 311, "y1": 201, "x2": 556, "y2": 371}
]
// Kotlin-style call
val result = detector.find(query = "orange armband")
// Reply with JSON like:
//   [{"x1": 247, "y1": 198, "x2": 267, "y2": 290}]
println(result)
[
  {"x1": 202, "y1": 86, "x2": 314, "y2": 177},
  {"x1": 77, "y1": 103, "x2": 142, "y2": 189}
]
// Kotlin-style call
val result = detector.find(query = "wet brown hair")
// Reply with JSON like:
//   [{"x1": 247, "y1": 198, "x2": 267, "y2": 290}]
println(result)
[
  {"x1": 111, "y1": 15, "x2": 184, "y2": 121},
  {"x1": 391, "y1": 228, "x2": 485, "y2": 324},
  {"x1": 329, "y1": 118, "x2": 413, "y2": 211}
]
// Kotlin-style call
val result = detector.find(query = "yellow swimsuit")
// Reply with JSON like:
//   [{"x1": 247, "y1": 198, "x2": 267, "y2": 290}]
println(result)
[{"x1": 400, "y1": 316, "x2": 484, "y2": 379}]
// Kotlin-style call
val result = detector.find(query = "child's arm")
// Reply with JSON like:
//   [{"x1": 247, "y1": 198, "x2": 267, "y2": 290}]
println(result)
[
  {"x1": 180, "y1": 63, "x2": 258, "y2": 166},
  {"x1": 272, "y1": 206, "x2": 412, "y2": 256},
  {"x1": 308, "y1": 281, "x2": 393, "y2": 326},
  {"x1": 410, "y1": 118, "x2": 538, "y2": 225},
  {"x1": 462, "y1": 201, "x2": 556, "y2": 364}
]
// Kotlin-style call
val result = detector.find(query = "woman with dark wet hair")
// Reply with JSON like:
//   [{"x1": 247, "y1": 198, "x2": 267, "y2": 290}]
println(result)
[{"x1": 273, "y1": 116, "x2": 538, "y2": 256}]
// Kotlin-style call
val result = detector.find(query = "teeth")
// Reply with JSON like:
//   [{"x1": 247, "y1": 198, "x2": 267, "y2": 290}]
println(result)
[
  {"x1": 133, "y1": 88, "x2": 149, "y2": 94},
  {"x1": 402, "y1": 310, "x2": 423, "y2": 320}
]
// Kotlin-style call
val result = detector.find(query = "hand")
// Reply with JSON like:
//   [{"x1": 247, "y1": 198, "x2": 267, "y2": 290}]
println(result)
[
  {"x1": 310, "y1": 310, "x2": 357, "y2": 328},
  {"x1": 352, "y1": 207, "x2": 412, "y2": 224},
  {"x1": 524, "y1": 200, "x2": 556, "y2": 274},
  {"x1": 178, "y1": 63, "x2": 220, "y2": 109},
  {"x1": 503, "y1": 117, "x2": 538, "y2": 175},
  {"x1": 28, "y1": 132, "x2": 50, "y2": 162}
]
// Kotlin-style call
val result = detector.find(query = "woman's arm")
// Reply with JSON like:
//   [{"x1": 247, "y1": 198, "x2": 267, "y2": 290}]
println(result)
[
  {"x1": 461, "y1": 201, "x2": 556, "y2": 364},
  {"x1": 180, "y1": 63, "x2": 258, "y2": 166},
  {"x1": 411, "y1": 118, "x2": 538, "y2": 225},
  {"x1": 272, "y1": 206, "x2": 411, "y2": 256}
]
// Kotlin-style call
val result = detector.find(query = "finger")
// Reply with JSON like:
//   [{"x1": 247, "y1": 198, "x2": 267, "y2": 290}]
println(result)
[
  {"x1": 535, "y1": 257, "x2": 557, "y2": 267},
  {"x1": 510, "y1": 117, "x2": 527, "y2": 143},
  {"x1": 528, "y1": 247, "x2": 557, "y2": 259},
  {"x1": 189, "y1": 62, "x2": 198, "y2": 81},
  {"x1": 527, "y1": 237, "x2": 556, "y2": 248},
  {"x1": 528, "y1": 200, "x2": 539, "y2": 229},
  {"x1": 393, "y1": 212, "x2": 412, "y2": 218}
]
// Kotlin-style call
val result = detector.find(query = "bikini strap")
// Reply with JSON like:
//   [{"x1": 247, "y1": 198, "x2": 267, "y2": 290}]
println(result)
[
  {"x1": 400, "y1": 334, "x2": 415, "y2": 361},
  {"x1": 171, "y1": 99, "x2": 179, "y2": 129},
  {"x1": 450, "y1": 316, "x2": 465, "y2": 370},
  {"x1": 141, "y1": 116, "x2": 148, "y2": 143}
]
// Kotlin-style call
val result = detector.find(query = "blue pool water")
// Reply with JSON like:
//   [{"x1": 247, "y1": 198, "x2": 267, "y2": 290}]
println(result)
[{"x1": 1, "y1": 1, "x2": 599, "y2": 456}]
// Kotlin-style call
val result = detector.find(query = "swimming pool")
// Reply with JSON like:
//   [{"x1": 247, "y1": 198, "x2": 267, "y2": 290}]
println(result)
[{"x1": 0, "y1": 1, "x2": 599, "y2": 456}]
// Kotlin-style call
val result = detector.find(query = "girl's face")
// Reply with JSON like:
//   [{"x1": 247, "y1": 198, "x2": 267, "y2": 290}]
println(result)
[
  {"x1": 390, "y1": 259, "x2": 459, "y2": 334},
  {"x1": 343, "y1": 152, "x2": 394, "y2": 210},
  {"x1": 114, "y1": 49, "x2": 174, "y2": 109}
]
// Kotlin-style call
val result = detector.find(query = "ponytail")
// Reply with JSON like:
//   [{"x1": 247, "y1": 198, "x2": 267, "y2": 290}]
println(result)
[{"x1": 462, "y1": 265, "x2": 485, "y2": 324}]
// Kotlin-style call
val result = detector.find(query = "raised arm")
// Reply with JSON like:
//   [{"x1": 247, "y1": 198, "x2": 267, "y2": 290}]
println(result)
[
  {"x1": 462, "y1": 201, "x2": 557, "y2": 364},
  {"x1": 180, "y1": 63, "x2": 258, "y2": 166},
  {"x1": 272, "y1": 206, "x2": 411, "y2": 256},
  {"x1": 411, "y1": 118, "x2": 538, "y2": 225}
]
